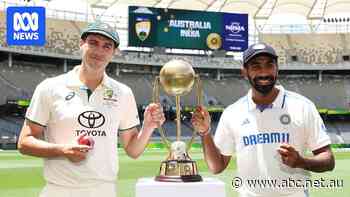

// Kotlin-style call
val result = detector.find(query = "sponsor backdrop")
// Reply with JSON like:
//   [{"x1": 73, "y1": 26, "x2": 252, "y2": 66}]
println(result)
[{"x1": 128, "y1": 6, "x2": 248, "y2": 51}]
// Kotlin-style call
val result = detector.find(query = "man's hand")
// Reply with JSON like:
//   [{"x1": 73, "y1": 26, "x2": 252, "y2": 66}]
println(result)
[
  {"x1": 119, "y1": 103, "x2": 165, "y2": 159},
  {"x1": 191, "y1": 106, "x2": 211, "y2": 136},
  {"x1": 277, "y1": 143, "x2": 305, "y2": 168},
  {"x1": 62, "y1": 144, "x2": 91, "y2": 163},
  {"x1": 143, "y1": 103, "x2": 166, "y2": 130}
]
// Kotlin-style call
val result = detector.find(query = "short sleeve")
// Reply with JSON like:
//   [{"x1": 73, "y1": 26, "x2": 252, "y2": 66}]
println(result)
[
  {"x1": 214, "y1": 109, "x2": 235, "y2": 156},
  {"x1": 118, "y1": 88, "x2": 140, "y2": 132},
  {"x1": 305, "y1": 103, "x2": 331, "y2": 151},
  {"x1": 26, "y1": 79, "x2": 51, "y2": 126}
]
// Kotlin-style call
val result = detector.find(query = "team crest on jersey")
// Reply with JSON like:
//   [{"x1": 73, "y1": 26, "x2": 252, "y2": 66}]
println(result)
[
  {"x1": 104, "y1": 89, "x2": 113, "y2": 98},
  {"x1": 103, "y1": 88, "x2": 118, "y2": 106},
  {"x1": 280, "y1": 114, "x2": 291, "y2": 125}
]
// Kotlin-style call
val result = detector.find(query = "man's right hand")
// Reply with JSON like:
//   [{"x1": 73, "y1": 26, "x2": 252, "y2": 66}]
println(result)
[
  {"x1": 62, "y1": 144, "x2": 91, "y2": 163},
  {"x1": 191, "y1": 105, "x2": 211, "y2": 136}
]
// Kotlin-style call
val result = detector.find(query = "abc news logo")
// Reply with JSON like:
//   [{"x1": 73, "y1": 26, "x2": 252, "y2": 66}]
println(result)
[{"x1": 6, "y1": 6, "x2": 46, "y2": 46}]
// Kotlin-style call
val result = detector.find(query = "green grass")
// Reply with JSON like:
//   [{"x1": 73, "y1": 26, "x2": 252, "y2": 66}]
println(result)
[{"x1": 0, "y1": 149, "x2": 349, "y2": 197}]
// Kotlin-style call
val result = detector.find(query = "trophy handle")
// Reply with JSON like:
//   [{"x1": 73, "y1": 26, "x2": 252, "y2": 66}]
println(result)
[
  {"x1": 186, "y1": 75, "x2": 203, "y2": 152},
  {"x1": 153, "y1": 77, "x2": 171, "y2": 150}
]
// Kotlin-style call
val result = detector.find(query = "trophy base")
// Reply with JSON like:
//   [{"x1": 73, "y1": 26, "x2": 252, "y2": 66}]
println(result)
[
  {"x1": 155, "y1": 175, "x2": 202, "y2": 182},
  {"x1": 155, "y1": 159, "x2": 202, "y2": 182}
]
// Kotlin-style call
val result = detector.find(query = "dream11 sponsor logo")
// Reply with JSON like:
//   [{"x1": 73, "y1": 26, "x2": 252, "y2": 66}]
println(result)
[
  {"x1": 76, "y1": 111, "x2": 107, "y2": 137},
  {"x1": 6, "y1": 6, "x2": 46, "y2": 46},
  {"x1": 225, "y1": 22, "x2": 245, "y2": 34}
]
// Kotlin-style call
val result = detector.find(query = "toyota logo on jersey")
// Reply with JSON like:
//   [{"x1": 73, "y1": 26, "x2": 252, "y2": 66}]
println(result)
[{"x1": 78, "y1": 111, "x2": 105, "y2": 129}]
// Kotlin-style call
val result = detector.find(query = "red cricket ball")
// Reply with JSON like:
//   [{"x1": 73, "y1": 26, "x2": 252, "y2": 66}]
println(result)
[{"x1": 78, "y1": 135, "x2": 95, "y2": 147}]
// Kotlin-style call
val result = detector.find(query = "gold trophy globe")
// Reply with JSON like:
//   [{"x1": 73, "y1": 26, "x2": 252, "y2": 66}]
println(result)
[{"x1": 153, "y1": 59, "x2": 203, "y2": 182}]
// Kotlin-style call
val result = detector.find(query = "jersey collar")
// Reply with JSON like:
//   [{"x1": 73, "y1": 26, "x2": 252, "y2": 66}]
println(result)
[
  {"x1": 65, "y1": 66, "x2": 113, "y2": 89},
  {"x1": 247, "y1": 85, "x2": 286, "y2": 111}
]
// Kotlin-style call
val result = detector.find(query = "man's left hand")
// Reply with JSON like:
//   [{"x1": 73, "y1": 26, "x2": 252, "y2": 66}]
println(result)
[{"x1": 277, "y1": 143, "x2": 305, "y2": 168}]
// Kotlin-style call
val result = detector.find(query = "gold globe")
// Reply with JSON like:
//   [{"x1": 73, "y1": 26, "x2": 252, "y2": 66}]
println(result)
[{"x1": 160, "y1": 59, "x2": 195, "y2": 96}]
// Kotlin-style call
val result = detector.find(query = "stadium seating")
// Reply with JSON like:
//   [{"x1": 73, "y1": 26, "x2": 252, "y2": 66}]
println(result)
[
  {"x1": 1, "y1": 10, "x2": 350, "y2": 145},
  {"x1": 1, "y1": 63, "x2": 56, "y2": 92},
  {"x1": 261, "y1": 33, "x2": 347, "y2": 65},
  {"x1": 0, "y1": 11, "x2": 240, "y2": 68},
  {"x1": 1, "y1": 60, "x2": 349, "y2": 109},
  {"x1": 278, "y1": 76, "x2": 348, "y2": 109},
  {"x1": 0, "y1": 11, "x2": 6, "y2": 47},
  {"x1": 327, "y1": 121, "x2": 350, "y2": 143},
  {"x1": 341, "y1": 131, "x2": 350, "y2": 144},
  {"x1": 0, "y1": 117, "x2": 22, "y2": 143},
  {"x1": 112, "y1": 73, "x2": 153, "y2": 105},
  {"x1": 0, "y1": 11, "x2": 86, "y2": 55},
  {"x1": 121, "y1": 52, "x2": 239, "y2": 69},
  {"x1": 45, "y1": 18, "x2": 86, "y2": 55}
]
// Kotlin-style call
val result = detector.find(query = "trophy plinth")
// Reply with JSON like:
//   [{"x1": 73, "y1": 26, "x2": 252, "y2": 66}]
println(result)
[
  {"x1": 155, "y1": 141, "x2": 202, "y2": 182},
  {"x1": 153, "y1": 59, "x2": 203, "y2": 182},
  {"x1": 155, "y1": 160, "x2": 202, "y2": 182}
]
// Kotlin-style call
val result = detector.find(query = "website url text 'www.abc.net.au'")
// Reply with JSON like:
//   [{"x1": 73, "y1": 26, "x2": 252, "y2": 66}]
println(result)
[{"x1": 231, "y1": 177, "x2": 344, "y2": 190}]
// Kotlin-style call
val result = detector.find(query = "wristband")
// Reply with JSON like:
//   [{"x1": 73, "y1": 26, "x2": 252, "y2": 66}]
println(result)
[{"x1": 197, "y1": 127, "x2": 210, "y2": 137}]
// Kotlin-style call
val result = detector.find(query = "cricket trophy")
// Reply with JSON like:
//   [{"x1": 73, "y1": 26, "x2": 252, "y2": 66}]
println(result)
[{"x1": 153, "y1": 59, "x2": 203, "y2": 182}]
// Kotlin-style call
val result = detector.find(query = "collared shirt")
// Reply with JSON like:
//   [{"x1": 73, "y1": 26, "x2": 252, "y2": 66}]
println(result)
[
  {"x1": 26, "y1": 66, "x2": 140, "y2": 187},
  {"x1": 214, "y1": 85, "x2": 330, "y2": 197},
  {"x1": 246, "y1": 86, "x2": 286, "y2": 112}
]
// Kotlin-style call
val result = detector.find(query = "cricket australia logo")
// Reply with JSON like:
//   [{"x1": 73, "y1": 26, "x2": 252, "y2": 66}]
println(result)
[
  {"x1": 104, "y1": 89, "x2": 114, "y2": 99},
  {"x1": 78, "y1": 111, "x2": 105, "y2": 129},
  {"x1": 103, "y1": 88, "x2": 118, "y2": 103}
]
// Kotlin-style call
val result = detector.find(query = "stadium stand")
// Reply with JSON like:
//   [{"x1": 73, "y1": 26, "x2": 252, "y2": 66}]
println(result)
[
  {"x1": 0, "y1": 11, "x2": 86, "y2": 56},
  {"x1": 0, "y1": 10, "x2": 241, "y2": 69},
  {"x1": 0, "y1": 11, "x2": 6, "y2": 47},
  {"x1": 202, "y1": 76, "x2": 248, "y2": 106},
  {"x1": 45, "y1": 18, "x2": 86, "y2": 55},
  {"x1": 0, "y1": 63, "x2": 60, "y2": 95},
  {"x1": 278, "y1": 75, "x2": 348, "y2": 109},
  {"x1": 326, "y1": 121, "x2": 350, "y2": 144},
  {"x1": 120, "y1": 51, "x2": 239, "y2": 69},
  {"x1": 1, "y1": 1, "x2": 350, "y2": 146},
  {"x1": 112, "y1": 73, "x2": 153, "y2": 105},
  {"x1": 260, "y1": 34, "x2": 289, "y2": 65},
  {"x1": 342, "y1": 131, "x2": 350, "y2": 144},
  {"x1": 261, "y1": 33, "x2": 348, "y2": 65},
  {"x1": 325, "y1": 122, "x2": 345, "y2": 144},
  {"x1": 0, "y1": 117, "x2": 22, "y2": 144},
  {"x1": 0, "y1": 63, "x2": 30, "y2": 104},
  {"x1": 3, "y1": 60, "x2": 350, "y2": 109}
]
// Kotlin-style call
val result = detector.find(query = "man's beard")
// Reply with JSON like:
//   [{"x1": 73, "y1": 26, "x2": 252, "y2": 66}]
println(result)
[{"x1": 248, "y1": 75, "x2": 277, "y2": 96}]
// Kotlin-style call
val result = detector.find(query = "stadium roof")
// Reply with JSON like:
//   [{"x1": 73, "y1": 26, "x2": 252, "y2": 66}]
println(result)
[
  {"x1": 48, "y1": 0, "x2": 350, "y2": 30},
  {"x1": 3, "y1": 0, "x2": 350, "y2": 26},
  {"x1": 3, "y1": 0, "x2": 350, "y2": 19},
  {"x1": 2, "y1": 0, "x2": 350, "y2": 48},
  {"x1": 85, "y1": 0, "x2": 350, "y2": 19}
]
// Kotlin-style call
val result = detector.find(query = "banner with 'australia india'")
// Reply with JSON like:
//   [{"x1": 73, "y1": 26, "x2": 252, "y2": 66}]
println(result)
[{"x1": 128, "y1": 6, "x2": 248, "y2": 52}]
